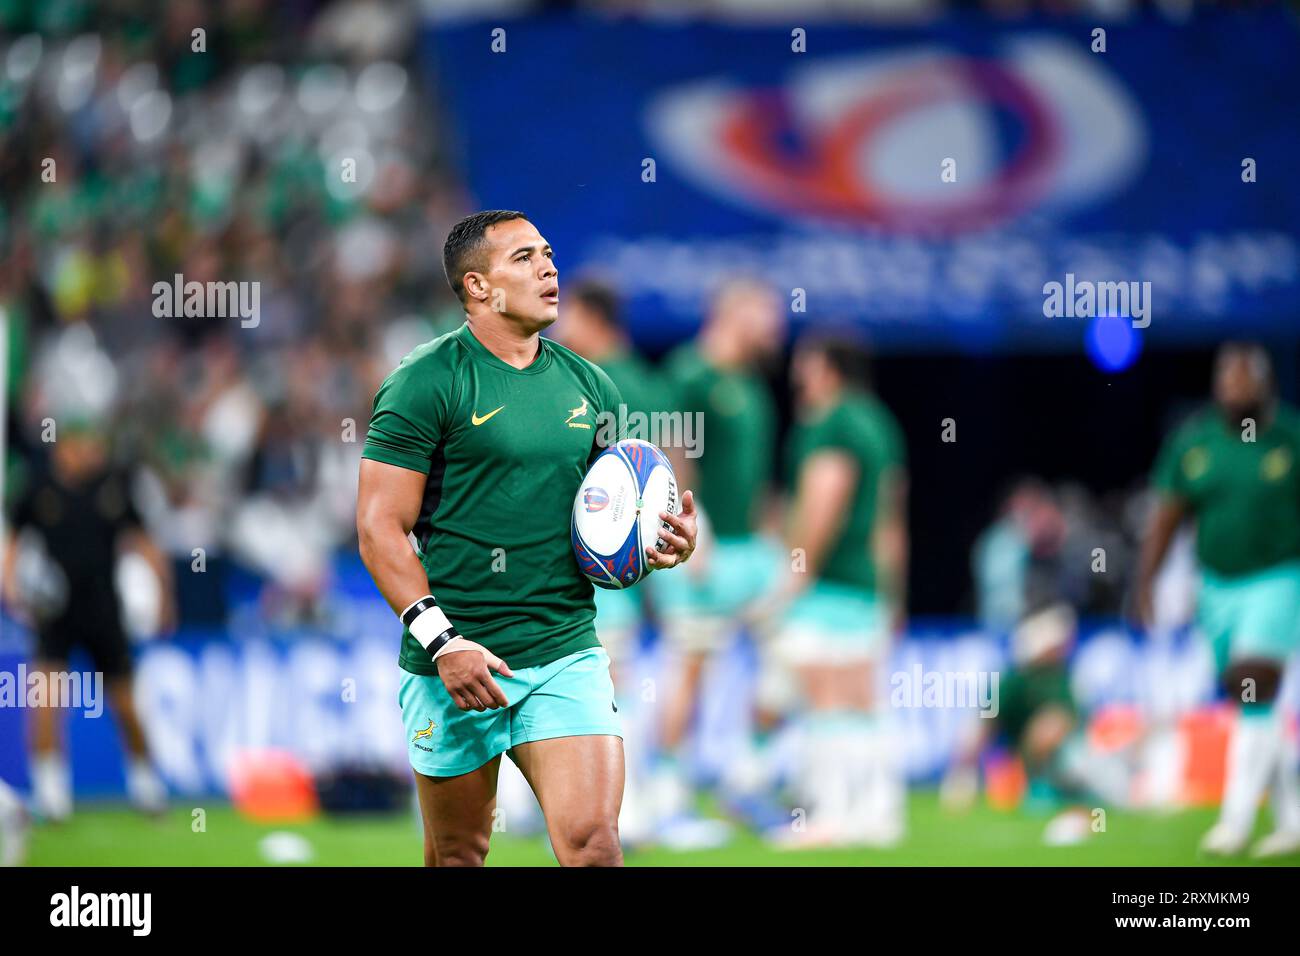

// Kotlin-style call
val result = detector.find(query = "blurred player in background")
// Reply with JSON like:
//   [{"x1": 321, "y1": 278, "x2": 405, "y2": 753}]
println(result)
[
  {"x1": 3, "y1": 422, "x2": 173, "y2": 821},
  {"x1": 648, "y1": 279, "x2": 784, "y2": 841},
  {"x1": 758, "y1": 332, "x2": 908, "y2": 846},
  {"x1": 940, "y1": 603, "x2": 1136, "y2": 841},
  {"x1": 1137, "y1": 342, "x2": 1300, "y2": 857},
  {"x1": 555, "y1": 279, "x2": 662, "y2": 844}
]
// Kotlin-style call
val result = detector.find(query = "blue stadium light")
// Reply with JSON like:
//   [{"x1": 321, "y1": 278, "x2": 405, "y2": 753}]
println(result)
[{"x1": 1085, "y1": 314, "x2": 1142, "y2": 373}]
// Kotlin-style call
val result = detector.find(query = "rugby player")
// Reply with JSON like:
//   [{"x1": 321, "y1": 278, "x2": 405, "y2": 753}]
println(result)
[
  {"x1": 1137, "y1": 342, "x2": 1300, "y2": 857},
  {"x1": 648, "y1": 279, "x2": 784, "y2": 835},
  {"x1": 4, "y1": 423, "x2": 172, "y2": 821},
  {"x1": 356, "y1": 211, "x2": 697, "y2": 866},
  {"x1": 762, "y1": 332, "x2": 909, "y2": 846}
]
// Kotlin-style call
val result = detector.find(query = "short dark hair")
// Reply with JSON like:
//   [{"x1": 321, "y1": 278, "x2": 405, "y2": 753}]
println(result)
[
  {"x1": 442, "y1": 210, "x2": 527, "y2": 303},
  {"x1": 800, "y1": 330, "x2": 873, "y2": 390},
  {"x1": 567, "y1": 280, "x2": 623, "y2": 331}
]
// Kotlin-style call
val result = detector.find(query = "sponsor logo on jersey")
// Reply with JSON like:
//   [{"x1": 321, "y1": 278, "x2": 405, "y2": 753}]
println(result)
[
  {"x1": 471, "y1": 405, "x2": 505, "y2": 426},
  {"x1": 583, "y1": 487, "x2": 610, "y2": 512},
  {"x1": 1262, "y1": 446, "x2": 1293, "y2": 481},
  {"x1": 1182, "y1": 446, "x2": 1210, "y2": 481}
]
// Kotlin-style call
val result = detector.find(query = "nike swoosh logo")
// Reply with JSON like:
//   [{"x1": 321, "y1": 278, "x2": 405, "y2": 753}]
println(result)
[{"x1": 471, "y1": 405, "x2": 505, "y2": 426}]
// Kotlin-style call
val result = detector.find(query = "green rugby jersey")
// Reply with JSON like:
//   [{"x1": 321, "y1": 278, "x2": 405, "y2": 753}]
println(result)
[
  {"x1": 362, "y1": 322, "x2": 623, "y2": 675},
  {"x1": 663, "y1": 344, "x2": 774, "y2": 539},
  {"x1": 597, "y1": 350, "x2": 657, "y2": 420},
  {"x1": 1152, "y1": 403, "x2": 1300, "y2": 578},
  {"x1": 786, "y1": 391, "x2": 906, "y2": 592}
]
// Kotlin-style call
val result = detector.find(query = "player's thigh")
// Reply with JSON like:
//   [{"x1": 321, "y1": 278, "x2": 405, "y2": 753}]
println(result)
[
  {"x1": 832, "y1": 659, "x2": 876, "y2": 710},
  {"x1": 795, "y1": 663, "x2": 840, "y2": 709},
  {"x1": 504, "y1": 647, "x2": 624, "y2": 856},
  {"x1": 413, "y1": 757, "x2": 501, "y2": 867},
  {"x1": 509, "y1": 734, "x2": 624, "y2": 858}
]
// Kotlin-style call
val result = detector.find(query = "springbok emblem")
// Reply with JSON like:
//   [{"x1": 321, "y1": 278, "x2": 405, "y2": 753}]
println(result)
[{"x1": 566, "y1": 396, "x2": 591, "y2": 429}]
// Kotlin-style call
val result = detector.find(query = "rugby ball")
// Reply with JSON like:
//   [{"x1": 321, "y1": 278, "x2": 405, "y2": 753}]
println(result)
[{"x1": 572, "y1": 439, "x2": 679, "y2": 589}]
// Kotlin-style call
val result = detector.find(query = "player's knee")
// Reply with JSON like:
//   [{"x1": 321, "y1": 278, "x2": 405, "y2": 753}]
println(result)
[
  {"x1": 1223, "y1": 657, "x2": 1282, "y2": 705},
  {"x1": 556, "y1": 818, "x2": 621, "y2": 866},
  {"x1": 431, "y1": 832, "x2": 491, "y2": 867}
]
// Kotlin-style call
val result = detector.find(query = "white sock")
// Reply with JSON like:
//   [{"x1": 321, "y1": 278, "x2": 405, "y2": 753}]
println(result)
[
  {"x1": 649, "y1": 753, "x2": 690, "y2": 822},
  {"x1": 0, "y1": 781, "x2": 20, "y2": 816},
  {"x1": 853, "y1": 715, "x2": 905, "y2": 839},
  {"x1": 617, "y1": 738, "x2": 652, "y2": 844},
  {"x1": 126, "y1": 757, "x2": 166, "y2": 810},
  {"x1": 1270, "y1": 726, "x2": 1300, "y2": 834},
  {"x1": 32, "y1": 753, "x2": 72, "y2": 819},
  {"x1": 0, "y1": 780, "x2": 27, "y2": 867},
  {"x1": 841, "y1": 716, "x2": 878, "y2": 830},
  {"x1": 1218, "y1": 711, "x2": 1280, "y2": 834},
  {"x1": 799, "y1": 714, "x2": 852, "y2": 831}
]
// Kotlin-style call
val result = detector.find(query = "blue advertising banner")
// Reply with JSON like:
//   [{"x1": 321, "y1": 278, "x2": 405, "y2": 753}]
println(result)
[
  {"x1": 424, "y1": 13, "x2": 1300, "y2": 353},
  {"x1": 4, "y1": 616, "x2": 1274, "y2": 797}
]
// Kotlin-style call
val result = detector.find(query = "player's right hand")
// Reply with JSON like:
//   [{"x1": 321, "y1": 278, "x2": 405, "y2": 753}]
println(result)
[{"x1": 434, "y1": 639, "x2": 514, "y2": 712}]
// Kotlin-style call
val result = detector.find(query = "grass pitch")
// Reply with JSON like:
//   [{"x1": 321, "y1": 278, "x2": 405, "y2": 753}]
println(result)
[{"x1": 20, "y1": 792, "x2": 1300, "y2": 867}]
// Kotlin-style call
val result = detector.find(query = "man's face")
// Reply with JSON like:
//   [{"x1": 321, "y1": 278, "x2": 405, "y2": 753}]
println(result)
[
  {"x1": 713, "y1": 284, "x2": 784, "y2": 364},
  {"x1": 1214, "y1": 351, "x2": 1268, "y2": 420},
  {"x1": 53, "y1": 429, "x2": 106, "y2": 478},
  {"x1": 791, "y1": 346, "x2": 831, "y2": 409},
  {"x1": 468, "y1": 218, "x2": 559, "y2": 332}
]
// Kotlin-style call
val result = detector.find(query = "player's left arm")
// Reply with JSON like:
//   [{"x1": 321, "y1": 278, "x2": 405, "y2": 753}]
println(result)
[
  {"x1": 119, "y1": 528, "x2": 177, "y2": 633},
  {"x1": 780, "y1": 450, "x2": 858, "y2": 592},
  {"x1": 114, "y1": 476, "x2": 177, "y2": 633},
  {"x1": 874, "y1": 467, "x2": 909, "y2": 634}
]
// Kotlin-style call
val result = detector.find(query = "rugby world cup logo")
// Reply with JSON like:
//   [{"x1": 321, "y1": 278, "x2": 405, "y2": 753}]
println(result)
[
  {"x1": 583, "y1": 487, "x2": 610, "y2": 512},
  {"x1": 645, "y1": 38, "x2": 1145, "y2": 233}
]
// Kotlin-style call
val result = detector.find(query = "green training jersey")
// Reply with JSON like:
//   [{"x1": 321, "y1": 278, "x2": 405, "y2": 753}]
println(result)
[
  {"x1": 596, "y1": 349, "x2": 660, "y2": 429},
  {"x1": 786, "y1": 391, "x2": 906, "y2": 592},
  {"x1": 663, "y1": 344, "x2": 773, "y2": 540},
  {"x1": 1152, "y1": 403, "x2": 1300, "y2": 578},
  {"x1": 362, "y1": 322, "x2": 623, "y2": 675},
  {"x1": 996, "y1": 663, "x2": 1076, "y2": 748}
]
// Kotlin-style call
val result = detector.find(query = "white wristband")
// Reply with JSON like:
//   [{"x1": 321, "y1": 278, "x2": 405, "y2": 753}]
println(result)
[
  {"x1": 399, "y1": 595, "x2": 462, "y2": 658},
  {"x1": 409, "y1": 605, "x2": 454, "y2": 650}
]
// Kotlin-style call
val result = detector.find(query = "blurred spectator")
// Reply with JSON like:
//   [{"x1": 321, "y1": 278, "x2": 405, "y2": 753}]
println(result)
[{"x1": 1, "y1": 5, "x2": 461, "y2": 627}]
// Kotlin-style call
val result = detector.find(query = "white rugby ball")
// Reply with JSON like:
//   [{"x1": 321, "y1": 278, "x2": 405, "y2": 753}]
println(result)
[{"x1": 571, "y1": 439, "x2": 679, "y2": 589}]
